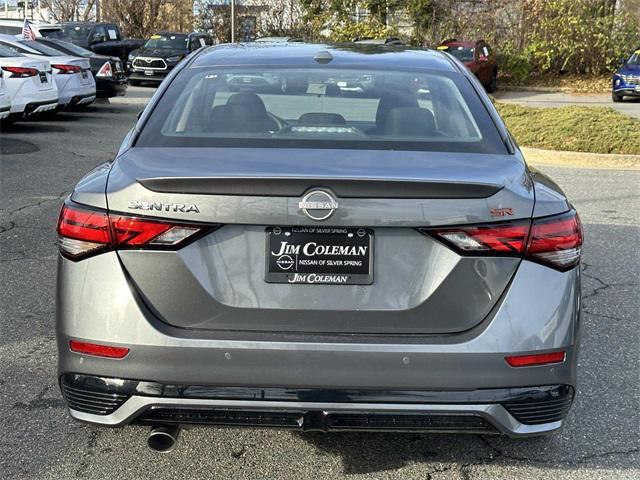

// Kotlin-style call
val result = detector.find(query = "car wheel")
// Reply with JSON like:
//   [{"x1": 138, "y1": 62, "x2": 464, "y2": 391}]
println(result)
[
  {"x1": 612, "y1": 92, "x2": 623, "y2": 102},
  {"x1": 129, "y1": 79, "x2": 142, "y2": 86},
  {"x1": 1, "y1": 113, "x2": 19, "y2": 127},
  {"x1": 486, "y1": 71, "x2": 498, "y2": 94}
]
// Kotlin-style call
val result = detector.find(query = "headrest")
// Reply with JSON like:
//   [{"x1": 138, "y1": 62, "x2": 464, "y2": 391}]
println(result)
[
  {"x1": 383, "y1": 107, "x2": 436, "y2": 137},
  {"x1": 375, "y1": 92, "x2": 419, "y2": 127},
  {"x1": 226, "y1": 92, "x2": 267, "y2": 116}
]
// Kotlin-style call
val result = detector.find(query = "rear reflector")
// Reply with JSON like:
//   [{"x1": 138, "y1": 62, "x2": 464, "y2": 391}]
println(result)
[
  {"x1": 423, "y1": 210, "x2": 582, "y2": 271},
  {"x1": 505, "y1": 351, "x2": 566, "y2": 367},
  {"x1": 57, "y1": 202, "x2": 211, "y2": 260},
  {"x1": 70, "y1": 340, "x2": 130, "y2": 359}
]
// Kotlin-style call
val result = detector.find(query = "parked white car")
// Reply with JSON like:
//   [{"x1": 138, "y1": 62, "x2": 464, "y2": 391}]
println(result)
[
  {"x1": 0, "y1": 66, "x2": 10, "y2": 119},
  {"x1": 0, "y1": 34, "x2": 95, "y2": 109},
  {"x1": 0, "y1": 44, "x2": 58, "y2": 121},
  {"x1": 0, "y1": 19, "x2": 63, "y2": 38}
]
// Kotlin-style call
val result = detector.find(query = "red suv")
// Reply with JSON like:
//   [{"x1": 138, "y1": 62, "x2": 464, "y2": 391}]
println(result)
[{"x1": 438, "y1": 39, "x2": 498, "y2": 93}]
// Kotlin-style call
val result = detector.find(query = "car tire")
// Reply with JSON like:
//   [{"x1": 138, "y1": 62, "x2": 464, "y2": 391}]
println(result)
[
  {"x1": 38, "y1": 109, "x2": 59, "y2": 119},
  {"x1": 485, "y1": 70, "x2": 498, "y2": 94},
  {"x1": 612, "y1": 92, "x2": 623, "y2": 102},
  {"x1": 1, "y1": 113, "x2": 19, "y2": 127},
  {"x1": 129, "y1": 79, "x2": 142, "y2": 86}
]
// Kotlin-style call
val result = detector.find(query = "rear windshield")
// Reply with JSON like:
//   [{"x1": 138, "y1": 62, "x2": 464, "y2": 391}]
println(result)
[
  {"x1": 46, "y1": 39, "x2": 93, "y2": 57},
  {"x1": 0, "y1": 26, "x2": 21, "y2": 35},
  {"x1": 62, "y1": 25, "x2": 92, "y2": 40},
  {"x1": 18, "y1": 40, "x2": 64, "y2": 56},
  {"x1": 136, "y1": 66, "x2": 506, "y2": 154},
  {"x1": 443, "y1": 46, "x2": 475, "y2": 62},
  {"x1": 144, "y1": 34, "x2": 188, "y2": 50},
  {"x1": 39, "y1": 28, "x2": 65, "y2": 39},
  {"x1": 0, "y1": 44, "x2": 21, "y2": 57},
  {"x1": 0, "y1": 41, "x2": 37, "y2": 55}
]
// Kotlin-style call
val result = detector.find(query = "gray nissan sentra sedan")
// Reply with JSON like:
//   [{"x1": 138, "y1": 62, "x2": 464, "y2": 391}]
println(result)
[{"x1": 56, "y1": 43, "x2": 582, "y2": 451}]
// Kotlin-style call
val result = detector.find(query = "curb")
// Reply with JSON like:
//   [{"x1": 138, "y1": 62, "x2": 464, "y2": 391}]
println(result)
[
  {"x1": 499, "y1": 85, "x2": 566, "y2": 93},
  {"x1": 498, "y1": 85, "x2": 610, "y2": 95},
  {"x1": 522, "y1": 147, "x2": 640, "y2": 170}
]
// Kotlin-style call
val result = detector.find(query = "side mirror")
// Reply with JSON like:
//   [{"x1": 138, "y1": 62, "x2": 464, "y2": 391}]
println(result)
[{"x1": 620, "y1": 57, "x2": 627, "y2": 65}]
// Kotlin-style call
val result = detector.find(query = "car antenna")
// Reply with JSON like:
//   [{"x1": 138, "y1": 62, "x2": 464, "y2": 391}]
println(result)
[{"x1": 314, "y1": 50, "x2": 333, "y2": 64}]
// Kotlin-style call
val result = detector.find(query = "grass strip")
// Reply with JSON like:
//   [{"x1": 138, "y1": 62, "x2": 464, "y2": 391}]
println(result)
[{"x1": 495, "y1": 103, "x2": 640, "y2": 155}]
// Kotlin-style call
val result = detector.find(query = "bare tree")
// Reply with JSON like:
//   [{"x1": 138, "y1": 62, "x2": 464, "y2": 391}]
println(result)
[
  {"x1": 256, "y1": 0, "x2": 308, "y2": 37},
  {"x1": 100, "y1": 0, "x2": 167, "y2": 38},
  {"x1": 194, "y1": 0, "x2": 311, "y2": 42},
  {"x1": 41, "y1": 0, "x2": 96, "y2": 22}
]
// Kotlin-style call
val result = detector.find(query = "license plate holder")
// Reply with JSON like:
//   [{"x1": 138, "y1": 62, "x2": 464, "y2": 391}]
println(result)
[
  {"x1": 81, "y1": 70, "x2": 88, "y2": 79},
  {"x1": 265, "y1": 227, "x2": 374, "y2": 285},
  {"x1": 39, "y1": 72, "x2": 47, "y2": 83}
]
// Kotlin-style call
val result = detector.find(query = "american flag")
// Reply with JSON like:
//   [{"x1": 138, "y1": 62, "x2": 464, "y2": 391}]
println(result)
[{"x1": 22, "y1": 19, "x2": 36, "y2": 41}]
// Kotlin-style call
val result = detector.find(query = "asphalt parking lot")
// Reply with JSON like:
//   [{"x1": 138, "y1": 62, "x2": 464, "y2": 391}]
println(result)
[{"x1": 1, "y1": 88, "x2": 638, "y2": 479}]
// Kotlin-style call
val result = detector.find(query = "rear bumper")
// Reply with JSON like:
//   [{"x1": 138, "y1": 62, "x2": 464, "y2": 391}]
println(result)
[
  {"x1": 61, "y1": 374, "x2": 573, "y2": 436},
  {"x1": 58, "y1": 82, "x2": 96, "y2": 108},
  {"x1": 67, "y1": 93, "x2": 96, "y2": 107},
  {"x1": 10, "y1": 89, "x2": 58, "y2": 115},
  {"x1": 96, "y1": 77, "x2": 127, "y2": 98},
  {"x1": 23, "y1": 99, "x2": 59, "y2": 115},
  {"x1": 57, "y1": 252, "x2": 581, "y2": 436}
]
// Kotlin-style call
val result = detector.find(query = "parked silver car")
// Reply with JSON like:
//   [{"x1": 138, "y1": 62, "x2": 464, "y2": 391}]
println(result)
[{"x1": 56, "y1": 43, "x2": 582, "y2": 452}]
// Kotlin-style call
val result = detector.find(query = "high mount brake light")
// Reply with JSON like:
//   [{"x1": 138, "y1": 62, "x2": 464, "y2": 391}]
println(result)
[
  {"x1": 96, "y1": 62, "x2": 113, "y2": 77},
  {"x1": 57, "y1": 202, "x2": 210, "y2": 260},
  {"x1": 52, "y1": 64, "x2": 81, "y2": 74},
  {"x1": 2, "y1": 66, "x2": 38, "y2": 78},
  {"x1": 423, "y1": 210, "x2": 582, "y2": 271}
]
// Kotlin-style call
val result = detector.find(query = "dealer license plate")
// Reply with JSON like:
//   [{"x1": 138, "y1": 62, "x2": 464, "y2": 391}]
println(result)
[{"x1": 265, "y1": 227, "x2": 374, "y2": 285}]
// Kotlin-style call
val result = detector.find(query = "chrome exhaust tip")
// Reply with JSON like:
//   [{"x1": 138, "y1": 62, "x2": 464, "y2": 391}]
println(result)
[{"x1": 147, "y1": 425, "x2": 181, "y2": 453}]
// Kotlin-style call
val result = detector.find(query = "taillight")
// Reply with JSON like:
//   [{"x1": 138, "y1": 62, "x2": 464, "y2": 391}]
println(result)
[
  {"x1": 428, "y1": 221, "x2": 530, "y2": 255},
  {"x1": 57, "y1": 202, "x2": 210, "y2": 260},
  {"x1": 423, "y1": 210, "x2": 582, "y2": 271},
  {"x1": 96, "y1": 61, "x2": 113, "y2": 77},
  {"x1": 109, "y1": 214, "x2": 202, "y2": 247},
  {"x1": 57, "y1": 204, "x2": 111, "y2": 259},
  {"x1": 52, "y1": 64, "x2": 82, "y2": 75},
  {"x1": 2, "y1": 66, "x2": 38, "y2": 78},
  {"x1": 527, "y1": 211, "x2": 583, "y2": 270}
]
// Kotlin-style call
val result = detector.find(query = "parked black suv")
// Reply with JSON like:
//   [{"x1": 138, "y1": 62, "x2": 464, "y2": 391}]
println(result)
[{"x1": 127, "y1": 31, "x2": 212, "y2": 85}]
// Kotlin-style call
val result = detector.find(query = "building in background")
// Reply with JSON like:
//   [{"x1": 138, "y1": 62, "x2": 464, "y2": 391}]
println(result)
[{"x1": 0, "y1": 0, "x2": 98, "y2": 22}]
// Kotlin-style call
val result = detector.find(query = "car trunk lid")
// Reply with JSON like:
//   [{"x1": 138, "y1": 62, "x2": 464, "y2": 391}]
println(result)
[{"x1": 105, "y1": 147, "x2": 534, "y2": 335}]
